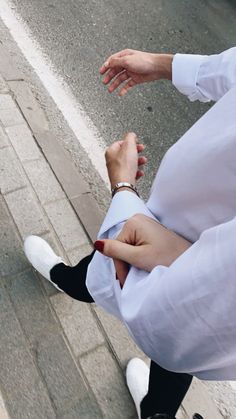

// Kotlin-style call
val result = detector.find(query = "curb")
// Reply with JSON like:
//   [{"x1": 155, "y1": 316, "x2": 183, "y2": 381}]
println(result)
[{"x1": 0, "y1": 45, "x2": 104, "y2": 244}]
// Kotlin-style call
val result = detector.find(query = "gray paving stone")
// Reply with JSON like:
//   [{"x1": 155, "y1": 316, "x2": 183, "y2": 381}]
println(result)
[
  {"x1": 182, "y1": 378, "x2": 222, "y2": 419},
  {"x1": 80, "y1": 345, "x2": 135, "y2": 418},
  {"x1": 0, "y1": 287, "x2": 56, "y2": 419},
  {"x1": 7, "y1": 269, "x2": 60, "y2": 345},
  {"x1": 0, "y1": 94, "x2": 16, "y2": 110},
  {"x1": 24, "y1": 158, "x2": 66, "y2": 204},
  {"x1": 67, "y1": 243, "x2": 93, "y2": 265},
  {"x1": 0, "y1": 107, "x2": 25, "y2": 127},
  {"x1": 8, "y1": 80, "x2": 49, "y2": 133},
  {"x1": 61, "y1": 396, "x2": 102, "y2": 419},
  {"x1": 6, "y1": 124, "x2": 42, "y2": 161},
  {"x1": 44, "y1": 198, "x2": 89, "y2": 252},
  {"x1": 93, "y1": 305, "x2": 147, "y2": 369},
  {"x1": 35, "y1": 331, "x2": 92, "y2": 416},
  {"x1": 0, "y1": 75, "x2": 8, "y2": 94},
  {"x1": 0, "y1": 146, "x2": 28, "y2": 194},
  {"x1": 0, "y1": 195, "x2": 28, "y2": 276},
  {"x1": 51, "y1": 293, "x2": 105, "y2": 357},
  {"x1": 71, "y1": 193, "x2": 104, "y2": 243},
  {"x1": 35, "y1": 131, "x2": 89, "y2": 198},
  {"x1": 5, "y1": 187, "x2": 49, "y2": 239},
  {"x1": 0, "y1": 44, "x2": 24, "y2": 80},
  {"x1": 38, "y1": 270, "x2": 60, "y2": 297},
  {"x1": 0, "y1": 126, "x2": 9, "y2": 148},
  {"x1": 176, "y1": 407, "x2": 188, "y2": 419}
]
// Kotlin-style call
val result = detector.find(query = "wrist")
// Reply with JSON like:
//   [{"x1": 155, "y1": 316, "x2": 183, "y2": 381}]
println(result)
[
  {"x1": 153, "y1": 53, "x2": 173, "y2": 80},
  {"x1": 110, "y1": 177, "x2": 136, "y2": 190},
  {"x1": 111, "y1": 182, "x2": 139, "y2": 198},
  {"x1": 113, "y1": 186, "x2": 137, "y2": 196}
]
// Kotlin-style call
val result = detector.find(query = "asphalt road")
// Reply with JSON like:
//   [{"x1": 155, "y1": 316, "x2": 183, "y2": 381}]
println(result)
[{"x1": 8, "y1": 0, "x2": 236, "y2": 199}]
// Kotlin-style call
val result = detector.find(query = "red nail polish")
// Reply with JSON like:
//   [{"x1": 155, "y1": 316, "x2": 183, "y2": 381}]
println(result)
[{"x1": 94, "y1": 240, "x2": 104, "y2": 253}]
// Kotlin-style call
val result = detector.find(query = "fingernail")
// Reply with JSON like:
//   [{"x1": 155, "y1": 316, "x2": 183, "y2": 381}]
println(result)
[{"x1": 94, "y1": 240, "x2": 104, "y2": 253}]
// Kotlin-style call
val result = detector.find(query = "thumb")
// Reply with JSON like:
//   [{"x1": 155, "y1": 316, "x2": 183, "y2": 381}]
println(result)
[{"x1": 94, "y1": 239, "x2": 142, "y2": 267}]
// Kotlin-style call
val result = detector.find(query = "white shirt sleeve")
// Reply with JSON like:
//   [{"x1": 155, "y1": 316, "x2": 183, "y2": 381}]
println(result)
[
  {"x1": 120, "y1": 215, "x2": 236, "y2": 380},
  {"x1": 97, "y1": 190, "x2": 157, "y2": 238},
  {"x1": 172, "y1": 47, "x2": 236, "y2": 102},
  {"x1": 86, "y1": 191, "x2": 158, "y2": 319}
]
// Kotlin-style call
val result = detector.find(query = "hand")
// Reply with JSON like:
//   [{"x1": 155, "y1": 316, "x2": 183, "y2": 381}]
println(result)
[
  {"x1": 94, "y1": 214, "x2": 192, "y2": 286},
  {"x1": 100, "y1": 49, "x2": 173, "y2": 96},
  {"x1": 105, "y1": 132, "x2": 147, "y2": 189}
]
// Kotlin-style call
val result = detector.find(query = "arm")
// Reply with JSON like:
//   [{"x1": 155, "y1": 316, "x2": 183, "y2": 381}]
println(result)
[
  {"x1": 100, "y1": 215, "x2": 236, "y2": 380},
  {"x1": 98, "y1": 132, "x2": 152, "y2": 236},
  {"x1": 101, "y1": 47, "x2": 236, "y2": 102}
]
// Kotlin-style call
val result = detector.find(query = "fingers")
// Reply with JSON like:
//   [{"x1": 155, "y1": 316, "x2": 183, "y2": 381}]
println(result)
[
  {"x1": 102, "y1": 67, "x2": 124, "y2": 85},
  {"x1": 121, "y1": 134, "x2": 147, "y2": 161},
  {"x1": 113, "y1": 259, "x2": 129, "y2": 287},
  {"x1": 100, "y1": 57, "x2": 126, "y2": 76},
  {"x1": 137, "y1": 143, "x2": 145, "y2": 152},
  {"x1": 96, "y1": 239, "x2": 143, "y2": 269},
  {"x1": 122, "y1": 131, "x2": 137, "y2": 141},
  {"x1": 103, "y1": 69, "x2": 137, "y2": 96},
  {"x1": 136, "y1": 156, "x2": 147, "y2": 180},
  {"x1": 108, "y1": 71, "x2": 130, "y2": 93},
  {"x1": 106, "y1": 138, "x2": 145, "y2": 156},
  {"x1": 122, "y1": 132, "x2": 140, "y2": 157},
  {"x1": 138, "y1": 156, "x2": 147, "y2": 165},
  {"x1": 100, "y1": 49, "x2": 133, "y2": 74},
  {"x1": 93, "y1": 241, "x2": 129, "y2": 287},
  {"x1": 119, "y1": 79, "x2": 137, "y2": 96},
  {"x1": 100, "y1": 49, "x2": 140, "y2": 96},
  {"x1": 136, "y1": 170, "x2": 144, "y2": 180}
]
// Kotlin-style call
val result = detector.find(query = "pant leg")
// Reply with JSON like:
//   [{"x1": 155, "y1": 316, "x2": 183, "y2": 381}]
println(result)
[
  {"x1": 50, "y1": 251, "x2": 95, "y2": 303},
  {"x1": 141, "y1": 361, "x2": 193, "y2": 419}
]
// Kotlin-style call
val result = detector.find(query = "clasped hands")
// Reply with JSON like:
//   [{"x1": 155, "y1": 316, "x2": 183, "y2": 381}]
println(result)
[
  {"x1": 95, "y1": 49, "x2": 191, "y2": 286},
  {"x1": 95, "y1": 213, "x2": 191, "y2": 287}
]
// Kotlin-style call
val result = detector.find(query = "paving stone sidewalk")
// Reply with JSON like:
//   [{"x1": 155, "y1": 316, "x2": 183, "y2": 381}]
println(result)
[
  {"x1": 0, "y1": 64, "x2": 150, "y2": 418},
  {"x1": 0, "y1": 50, "x2": 224, "y2": 419}
]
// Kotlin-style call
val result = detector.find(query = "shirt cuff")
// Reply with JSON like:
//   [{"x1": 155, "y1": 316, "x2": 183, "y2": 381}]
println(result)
[
  {"x1": 98, "y1": 190, "x2": 156, "y2": 238},
  {"x1": 172, "y1": 53, "x2": 209, "y2": 102}
]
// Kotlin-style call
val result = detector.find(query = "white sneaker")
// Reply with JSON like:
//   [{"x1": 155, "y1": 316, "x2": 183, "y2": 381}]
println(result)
[
  {"x1": 24, "y1": 235, "x2": 65, "y2": 291},
  {"x1": 126, "y1": 358, "x2": 150, "y2": 419}
]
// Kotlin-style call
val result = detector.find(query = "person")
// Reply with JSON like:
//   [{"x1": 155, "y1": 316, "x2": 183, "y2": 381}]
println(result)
[{"x1": 24, "y1": 46, "x2": 236, "y2": 418}]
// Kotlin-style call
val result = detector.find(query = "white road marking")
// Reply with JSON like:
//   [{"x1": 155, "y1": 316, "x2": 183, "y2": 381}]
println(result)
[
  {"x1": 0, "y1": 391, "x2": 10, "y2": 419},
  {"x1": 0, "y1": 0, "x2": 110, "y2": 187}
]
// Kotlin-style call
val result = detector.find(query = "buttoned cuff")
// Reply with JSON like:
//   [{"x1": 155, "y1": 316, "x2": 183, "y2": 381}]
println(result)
[{"x1": 172, "y1": 53, "x2": 209, "y2": 102}]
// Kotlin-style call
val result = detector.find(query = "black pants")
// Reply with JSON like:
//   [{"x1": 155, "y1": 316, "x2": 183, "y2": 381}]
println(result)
[{"x1": 51, "y1": 252, "x2": 192, "y2": 419}]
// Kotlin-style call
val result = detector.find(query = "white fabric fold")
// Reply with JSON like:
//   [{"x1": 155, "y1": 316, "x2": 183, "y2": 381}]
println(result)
[
  {"x1": 173, "y1": 47, "x2": 236, "y2": 102},
  {"x1": 172, "y1": 53, "x2": 208, "y2": 102},
  {"x1": 86, "y1": 191, "x2": 157, "y2": 318},
  {"x1": 86, "y1": 49, "x2": 236, "y2": 380}
]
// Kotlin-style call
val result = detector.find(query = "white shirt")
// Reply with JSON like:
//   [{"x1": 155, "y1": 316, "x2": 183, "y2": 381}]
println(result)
[{"x1": 87, "y1": 47, "x2": 236, "y2": 380}]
